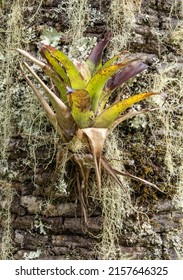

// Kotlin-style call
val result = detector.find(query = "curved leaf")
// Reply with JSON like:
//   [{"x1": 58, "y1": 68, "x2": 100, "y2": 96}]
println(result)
[
  {"x1": 73, "y1": 59, "x2": 91, "y2": 82},
  {"x1": 41, "y1": 45, "x2": 86, "y2": 89},
  {"x1": 77, "y1": 128, "x2": 108, "y2": 198},
  {"x1": 101, "y1": 157, "x2": 126, "y2": 192},
  {"x1": 86, "y1": 59, "x2": 137, "y2": 113},
  {"x1": 101, "y1": 50, "x2": 129, "y2": 70},
  {"x1": 43, "y1": 67, "x2": 67, "y2": 103},
  {"x1": 110, "y1": 107, "x2": 159, "y2": 131},
  {"x1": 67, "y1": 89, "x2": 94, "y2": 128},
  {"x1": 23, "y1": 62, "x2": 75, "y2": 139},
  {"x1": 94, "y1": 92, "x2": 160, "y2": 128},
  {"x1": 40, "y1": 45, "x2": 70, "y2": 86},
  {"x1": 106, "y1": 61, "x2": 148, "y2": 91},
  {"x1": 86, "y1": 32, "x2": 112, "y2": 75},
  {"x1": 101, "y1": 156, "x2": 163, "y2": 193},
  {"x1": 19, "y1": 63, "x2": 62, "y2": 136},
  {"x1": 98, "y1": 61, "x2": 148, "y2": 111},
  {"x1": 15, "y1": 48, "x2": 67, "y2": 103}
]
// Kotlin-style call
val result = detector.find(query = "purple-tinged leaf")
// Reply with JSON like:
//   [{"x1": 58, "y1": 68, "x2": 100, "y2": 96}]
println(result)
[
  {"x1": 86, "y1": 58, "x2": 138, "y2": 113},
  {"x1": 106, "y1": 61, "x2": 148, "y2": 91},
  {"x1": 86, "y1": 32, "x2": 112, "y2": 74}
]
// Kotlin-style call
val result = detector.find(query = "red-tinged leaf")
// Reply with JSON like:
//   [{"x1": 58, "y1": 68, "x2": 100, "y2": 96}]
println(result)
[
  {"x1": 86, "y1": 59, "x2": 138, "y2": 113},
  {"x1": 106, "y1": 61, "x2": 148, "y2": 91},
  {"x1": 94, "y1": 92, "x2": 160, "y2": 128},
  {"x1": 41, "y1": 45, "x2": 86, "y2": 89},
  {"x1": 86, "y1": 32, "x2": 112, "y2": 75}
]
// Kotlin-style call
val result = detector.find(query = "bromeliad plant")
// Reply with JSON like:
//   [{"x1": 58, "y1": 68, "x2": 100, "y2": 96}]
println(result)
[{"x1": 15, "y1": 33, "x2": 160, "y2": 222}]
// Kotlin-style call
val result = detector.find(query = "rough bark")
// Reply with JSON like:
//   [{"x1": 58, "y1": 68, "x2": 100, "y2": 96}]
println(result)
[{"x1": 0, "y1": 0, "x2": 182, "y2": 259}]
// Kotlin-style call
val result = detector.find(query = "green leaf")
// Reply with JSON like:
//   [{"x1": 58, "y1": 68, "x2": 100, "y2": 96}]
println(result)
[
  {"x1": 101, "y1": 50, "x2": 128, "y2": 70},
  {"x1": 73, "y1": 59, "x2": 91, "y2": 83},
  {"x1": 40, "y1": 46, "x2": 71, "y2": 86},
  {"x1": 94, "y1": 92, "x2": 160, "y2": 128},
  {"x1": 86, "y1": 59, "x2": 137, "y2": 113},
  {"x1": 15, "y1": 48, "x2": 67, "y2": 103},
  {"x1": 67, "y1": 89, "x2": 94, "y2": 128},
  {"x1": 23, "y1": 62, "x2": 75, "y2": 140},
  {"x1": 41, "y1": 45, "x2": 86, "y2": 89}
]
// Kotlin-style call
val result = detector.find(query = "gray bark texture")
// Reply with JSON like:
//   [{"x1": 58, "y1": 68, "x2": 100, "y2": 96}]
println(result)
[{"x1": 0, "y1": 0, "x2": 182, "y2": 259}]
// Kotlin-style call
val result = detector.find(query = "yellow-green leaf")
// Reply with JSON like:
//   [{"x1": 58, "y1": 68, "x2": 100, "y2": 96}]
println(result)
[
  {"x1": 94, "y1": 92, "x2": 160, "y2": 128},
  {"x1": 101, "y1": 50, "x2": 128, "y2": 70},
  {"x1": 67, "y1": 89, "x2": 94, "y2": 128},
  {"x1": 41, "y1": 46, "x2": 71, "y2": 86},
  {"x1": 15, "y1": 48, "x2": 67, "y2": 103},
  {"x1": 73, "y1": 59, "x2": 91, "y2": 83},
  {"x1": 86, "y1": 59, "x2": 137, "y2": 113},
  {"x1": 23, "y1": 62, "x2": 75, "y2": 140},
  {"x1": 41, "y1": 45, "x2": 86, "y2": 89},
  {"x1": 44, "y1": 68, "x2": 67, "y2": 103}
]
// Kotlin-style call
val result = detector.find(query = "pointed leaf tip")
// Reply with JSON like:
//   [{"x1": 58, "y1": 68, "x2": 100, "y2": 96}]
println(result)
[
  {"x1": 80, "y1": 128, "x2": 108, "y2": 197},
  {"x1": 86, "y1": 32, "x2": 112, "y2": 74},
  {"x1": 94, "y1": 91, "x2": 160, "y2": 128},
  {"x1": 86, "y1": 58, "x2": 138, "y2": 113},
  {"x1": 106, "y1": 61, "x2": 148, "y2": 90},
  {"x1": 40, "y1": 44, "x2": 86, "y2": 89}
]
